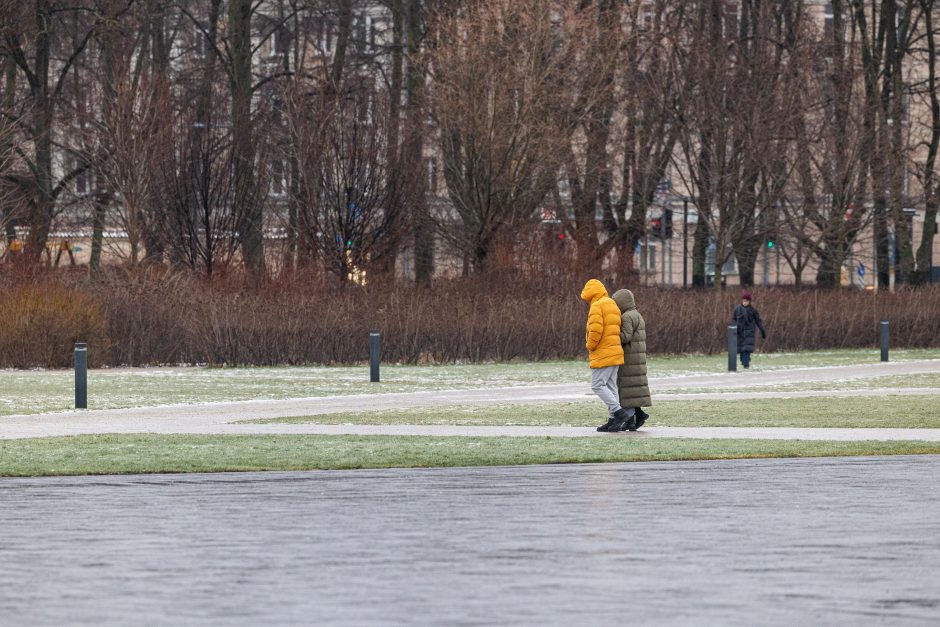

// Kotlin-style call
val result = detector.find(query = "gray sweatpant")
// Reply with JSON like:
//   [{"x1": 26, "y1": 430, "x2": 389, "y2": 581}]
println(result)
[{"x1": 591, "y1": 365, "x2": 622, "y2": 415}]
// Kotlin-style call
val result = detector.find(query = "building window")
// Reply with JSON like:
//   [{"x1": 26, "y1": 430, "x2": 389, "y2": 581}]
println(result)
[
  {"x1": 641, "y1": 2, "x2": 655, "y2": 32},
  {"x1": 347, "y1": 13, "x2": 377, "y2": 53},
  {"x1": 269, "y1": 26, "x2": 290, "y2": 58},
  {"x1": 364, "y1": 90, "x2": 374, "y2": 125},
  {"x1": 193, "y1": 23, "x2": 209, "y2": 58},
  {"x1": 272, "y1": 97, "x2": 284, "y2": 127},
  {"x1": 723, "y1": 1, "x2": 739, "y2": 39},
  {"x1": 370, "y1": 16, "x2": 386, "y2": 46},
  {"x1": 267, "y1": 29, "x2": 278, "y2": 58},
  {"x1": 314, "y1": 17, "x2": 334, "y2": 53},
  {"x1": 425, "y1": 157, "x2": 438, "y2": 194},
  {"x1": 270, "y1": 159, "x2": 287, "y2": 196},
  {"x1": 71, "y1": 156, "x2": 91, "y2": 196}
]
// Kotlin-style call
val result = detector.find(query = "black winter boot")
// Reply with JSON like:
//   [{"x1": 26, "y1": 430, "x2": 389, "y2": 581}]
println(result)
[
  {"x1": 610, "y1": 408, "x2": 633, "y2": 432},
  {"x1": 634, "y1": 408, "x2": 649, "y2": 429},
  {"x1": 596, "y1": 417, "x2": 616, "y2": 432}
]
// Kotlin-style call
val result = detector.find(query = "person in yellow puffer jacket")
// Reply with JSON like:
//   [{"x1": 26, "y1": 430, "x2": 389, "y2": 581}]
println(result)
[{"x1": 580, "y1": 279, "x2": 633, "y2": 432}]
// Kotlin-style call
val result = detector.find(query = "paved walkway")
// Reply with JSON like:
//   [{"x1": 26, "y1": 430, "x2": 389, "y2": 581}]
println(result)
[
  {"x1": 3, "y1": 457, "x2": 940, "y2": 625},
  {"x1": 2, "y1": 360, "x2": 939, "y2": 441}
]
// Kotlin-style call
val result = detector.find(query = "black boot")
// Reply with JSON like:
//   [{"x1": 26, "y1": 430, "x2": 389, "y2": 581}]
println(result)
[
  {"x1": 610, "y1": 408, "x2": 633, "y2": 432},
  {"x1": 618, "y1": 409, "x2": 637, "y2": 432},
  {"x1": 633, "y1": 408, "x2": 649, "y2": 430},
  {"x1": 598, "y1": 408, "x2": 628, "y2": 432}
]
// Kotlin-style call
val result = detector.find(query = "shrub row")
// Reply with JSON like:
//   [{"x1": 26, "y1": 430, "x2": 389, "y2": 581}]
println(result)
[{"x1": 0, "y1": 271, "x2": 938, "y2": 368}]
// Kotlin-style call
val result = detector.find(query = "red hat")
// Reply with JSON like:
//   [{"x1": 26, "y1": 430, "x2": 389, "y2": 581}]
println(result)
[{"x1": 742, "y1": 291, "x2": 752, "y2": 300}]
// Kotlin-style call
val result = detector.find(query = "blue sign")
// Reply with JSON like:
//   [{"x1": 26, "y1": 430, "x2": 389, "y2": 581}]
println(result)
[{"x1": 858, "y1": 263, "x2": 865, "y2": 277}]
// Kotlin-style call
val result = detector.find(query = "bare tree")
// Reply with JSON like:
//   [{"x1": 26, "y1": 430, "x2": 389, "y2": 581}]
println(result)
[
  {"x1": 0, "y1": 35, "x2": 23, "y2": 246},
  {"x1": 559, "y1": 0, "x2": 685, "y2": 281},
  {"x1": 911, "y1": 0, "x2": 940, "y2": 284},
  {"x1": 159, "y1": 106, "x2": 256, "y2": 276},
  {"x1": 285, "y1": 78, "x2": 416, "y2": 283},
  {"x1": 92, "y1": 28, "x2": 173, "y2": 266},
  {"x1": 674, "y1": 0, "x2": 795, "y2": 289},
  {"x1": 549, "y1": 0, "x2": 625, "y2": 276},
  {"x1": 178, "y1": 0, "x2": 309, "y2": 281},
  {"x1": 2, "y1": 1, "x2": 125, "y2": 262},
  {"x1": 428, "y1": 0, "x2": 575, "y2": 273},
  {"x1": 849, "y1": 0, "x2": 920, "y2": 286},
  {"x1": 775, "y1": 0, "x2": 871, "y2": 287}
]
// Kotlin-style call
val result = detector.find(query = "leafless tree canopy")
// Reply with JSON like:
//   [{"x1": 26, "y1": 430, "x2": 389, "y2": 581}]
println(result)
[{"x1": 0, "y1": 0, "x2": 938, "y2": 286}]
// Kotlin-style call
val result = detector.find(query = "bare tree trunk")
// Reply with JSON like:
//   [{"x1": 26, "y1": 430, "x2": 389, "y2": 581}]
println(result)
[
  {"x1": 2, "y1": 54, "x2": 16, "y2": 244},
  {"x1": 692, "y1": 215, "x2": 709, "y2": 287},
  {"x1": 914, "y1": 0, "x2": 940, "y2": 284},
  {"x1": 90, "y1": 14, "x2": 118, "y2": 274},
  {"x1": 230, "y1": 0, "x2": 263, "y2": 281},
  {"x1": 89, "y1": 190, "x2": 108, "y2": 271},
  {"x1": 816, "y1": 234, "x2": 848, "y2": 288},
  {"x1": 889, "y1": 14, "x2": 913, "y2": 283},
  {"x1": 375, "y1": 0, "x2": 405, "y2": 279},
  {"x1": 406, "y1": 0, "x2": 432, "y2": 284},
  {"x1": 25, "y1": 0, "x2": 54, "y2": 261}
]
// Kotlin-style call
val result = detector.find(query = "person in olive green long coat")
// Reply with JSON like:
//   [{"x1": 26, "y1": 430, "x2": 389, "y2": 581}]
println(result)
[{"x1": 611, "y1": 289, "x2": 651, "y2": 428}]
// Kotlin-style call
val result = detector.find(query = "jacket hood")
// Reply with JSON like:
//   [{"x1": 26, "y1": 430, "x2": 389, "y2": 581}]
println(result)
[
  {"x1": 611, "y1": 289, "x2": 636, "y2": 312},
  {"x1": 580, "y1": 279, "x2": 608, "y2": 303}
]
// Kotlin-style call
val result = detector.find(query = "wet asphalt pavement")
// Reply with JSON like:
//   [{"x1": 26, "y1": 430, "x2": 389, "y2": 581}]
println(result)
[{"x1": 2, "y1": 456, "x2": 939, "y2": 625}]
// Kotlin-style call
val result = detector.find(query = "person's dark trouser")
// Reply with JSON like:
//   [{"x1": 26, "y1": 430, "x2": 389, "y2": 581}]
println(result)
[{"x1": 740, "y1": 351, "x2": 752, "y2": 367}]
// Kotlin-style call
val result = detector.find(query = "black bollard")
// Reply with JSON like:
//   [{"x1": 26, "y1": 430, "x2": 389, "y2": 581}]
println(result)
[
  {"x1": 75, "y1": 343, "x2": 87, "y2": 409},
  {"x1": 728, "y1": 325, "x2": 737, "y2": 372},
  {"x1": 369, "y1": 330, "x2": 381, "y2": 382},
  {"x1": 880, "y1": 320, "x2": 889, "y2": 362}
]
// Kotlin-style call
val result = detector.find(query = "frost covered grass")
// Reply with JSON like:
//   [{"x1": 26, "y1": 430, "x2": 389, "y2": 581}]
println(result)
[
  {"x1": 652, "y1": 347, "x2": 940, "y2": 375},
  {"x1": 664, "y1": 372, "x2": 940, "y2": 394},
  {"x1": 2, "y1": 433, "x2": 940, "y2": 476},
  {"x1": 250, "y1": 395, "x2": 940, "y2": 429},
  {"x1": 1, "y1": 347, "x2": 938, "y2": 416}
]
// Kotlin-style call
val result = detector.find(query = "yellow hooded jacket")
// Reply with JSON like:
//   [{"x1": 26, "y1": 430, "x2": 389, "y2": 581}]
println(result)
[{"x1": 580, "y1": 279, "x2": 625, "y2": 369}]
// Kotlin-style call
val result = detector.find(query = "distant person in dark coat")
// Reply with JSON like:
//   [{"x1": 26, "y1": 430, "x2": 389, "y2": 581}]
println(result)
[{"x1": 731, "y1": 291, "x2": 766, "y2": 369}]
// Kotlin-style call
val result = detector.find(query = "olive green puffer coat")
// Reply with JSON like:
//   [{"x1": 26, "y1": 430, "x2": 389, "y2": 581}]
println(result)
[{"x1": 611, "y1": 289, "x2": 651, "y2": 408}]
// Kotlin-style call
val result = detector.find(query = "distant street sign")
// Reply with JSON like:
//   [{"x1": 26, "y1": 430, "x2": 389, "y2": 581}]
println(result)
[{"x1": 858, "y1": 263, "x2": 865, "y2": 277}]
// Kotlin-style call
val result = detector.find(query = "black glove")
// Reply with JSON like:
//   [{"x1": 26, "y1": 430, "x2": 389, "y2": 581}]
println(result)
[{"x1": 761, "y1": 330, "x2": 767, "y2": 339}]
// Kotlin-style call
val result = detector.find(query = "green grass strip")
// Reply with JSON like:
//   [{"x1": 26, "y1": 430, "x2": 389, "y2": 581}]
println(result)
[
  {"x1": 248, "y1": 395, "x2": 940, "y2": 429},
  {"x1": 2, "y1": 434, "x2": 940, "y2": 477}
]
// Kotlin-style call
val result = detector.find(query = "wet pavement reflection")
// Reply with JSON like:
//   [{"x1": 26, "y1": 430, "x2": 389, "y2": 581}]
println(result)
[{"x1": 1, "y1": 456, "x2": 939, "y2": 625}]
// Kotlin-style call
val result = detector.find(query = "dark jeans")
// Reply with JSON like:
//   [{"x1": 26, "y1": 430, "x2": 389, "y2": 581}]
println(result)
[{"x1": 740, "y1": 351, "x2": 752, "y2": 367}]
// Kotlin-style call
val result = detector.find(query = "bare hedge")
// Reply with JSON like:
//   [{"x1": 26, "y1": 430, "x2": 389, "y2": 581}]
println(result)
[{"x1": 0, "y1": 270, "x2": 938, "y2": 368}]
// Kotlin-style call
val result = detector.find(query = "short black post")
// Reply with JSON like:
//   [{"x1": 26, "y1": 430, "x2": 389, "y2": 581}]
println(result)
[
  {"x1": 369, "y1": 330, "x2": 381, "y2": 382},
  {"x1": 880, "y1": 320, "x2": 889, "y2": 362},
  {"x1": 727, "y1": 325, "x2": 737, "y2": 372},
  {"x1": 74, "y1": 343, "x2": 87, "y2": 409}
]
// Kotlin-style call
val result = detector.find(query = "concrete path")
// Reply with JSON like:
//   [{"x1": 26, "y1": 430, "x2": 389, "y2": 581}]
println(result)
[
  {"x1": 2, "y1": 359, "x2": 939, "y2": 441},
  {"x1": 3, "y1": 456, "x2": 940, "y2": 625}
]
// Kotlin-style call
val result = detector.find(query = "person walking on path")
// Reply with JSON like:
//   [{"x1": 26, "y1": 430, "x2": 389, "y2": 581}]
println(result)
[
  {"x1": 731, "y1": 291, "x2": 767, "y2": 369},
  {"x1": 580, "y1": 279, "x2": 631, "y2": 432},
  {"x1": 611, "y1": 289, "x2": 651, "y2": 431}
]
